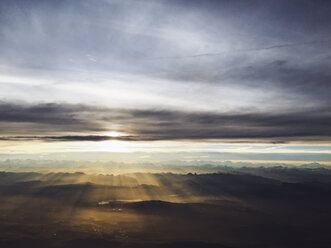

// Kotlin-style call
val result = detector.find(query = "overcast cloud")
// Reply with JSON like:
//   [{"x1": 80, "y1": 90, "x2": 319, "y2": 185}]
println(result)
[{"x1": 0, "y1": 0, "x2": 330, "y2": 147}]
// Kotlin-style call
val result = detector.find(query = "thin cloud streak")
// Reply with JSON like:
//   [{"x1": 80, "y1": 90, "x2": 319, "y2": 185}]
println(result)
[{"x1": 148, "y1": 40, "x2": 328, "y2": 60}]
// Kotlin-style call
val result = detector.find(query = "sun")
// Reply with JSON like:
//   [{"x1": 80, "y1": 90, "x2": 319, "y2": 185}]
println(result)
[{"x1": 104, "y1": 131, "x2": 123, "y2": 137}]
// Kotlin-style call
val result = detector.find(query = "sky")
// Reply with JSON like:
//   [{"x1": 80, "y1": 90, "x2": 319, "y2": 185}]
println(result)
[{"x1": 0, "y1": 0, "x2": 330, "y2": 163}]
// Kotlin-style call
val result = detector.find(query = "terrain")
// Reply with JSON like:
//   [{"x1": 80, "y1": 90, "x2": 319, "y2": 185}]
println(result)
[{"x1": 0, "y1": 166, "x2": 331, "y2": 247}]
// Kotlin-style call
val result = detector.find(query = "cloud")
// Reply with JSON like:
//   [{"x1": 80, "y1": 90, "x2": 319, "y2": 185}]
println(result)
[
  {"x1": 0, "y1": 0, "x2": 330, "y2": 114},
  {"x1": 0, "y1": 1, "x2": 330, "y2": 144},
  {"x1": 0, "y1": 102, "x2": 109, "y2": 134},
  {"x1": 0, "y1": 102, "x2": 330, "y2": 143},
  {"x1": 217, "y1": 58, "x2": 331, "y2": 100},
  {"x1": 0, "y1": 135, "x2": 113, "y2": 142}
]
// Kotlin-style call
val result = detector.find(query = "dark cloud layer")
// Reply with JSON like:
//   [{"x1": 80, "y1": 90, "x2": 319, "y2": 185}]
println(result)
[{"x1": 1, "y1": 102, "x2": 330, "y2": 143}]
